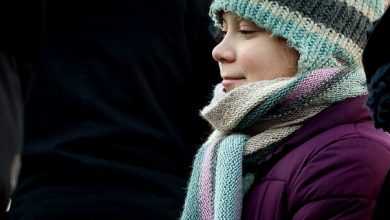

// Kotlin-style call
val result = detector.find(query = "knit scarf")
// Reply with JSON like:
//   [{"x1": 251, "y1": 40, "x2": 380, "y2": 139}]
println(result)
[{"x1": 181, "y1": 67, "x2": 367, "y2": 220}]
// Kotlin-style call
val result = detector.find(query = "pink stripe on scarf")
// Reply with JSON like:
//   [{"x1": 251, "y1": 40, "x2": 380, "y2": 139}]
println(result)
[
  {"x1": 199, "y1": 141, "x2": 218, "y2": 220},
  {"x1": 283, "y1": 68, "x2": 340, "y2": 103}
]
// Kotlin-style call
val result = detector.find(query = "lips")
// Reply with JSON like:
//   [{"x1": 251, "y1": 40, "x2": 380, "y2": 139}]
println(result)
[{"x1": 221, "y1": 76, "x2": 246, "y2": 91}]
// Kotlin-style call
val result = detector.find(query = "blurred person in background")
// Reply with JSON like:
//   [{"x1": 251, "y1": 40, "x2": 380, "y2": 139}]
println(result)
[
  {"x1": 3, "y1": 0, "x2": 219, "y2": 219},
  {"x1": 0, "y1": 0, "x2": 32, "y2": 217},
  {"x1": 0, "y1": 50, "x2": 23, "y2": 218},
  {"x1": 363, "y1": 6, "x2": 390, "y2": 220}
]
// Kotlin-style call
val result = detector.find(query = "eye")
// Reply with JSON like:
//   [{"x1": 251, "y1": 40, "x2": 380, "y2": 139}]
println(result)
[
  {"x1": 238, "y1": 22, "x2": 263, "y2": 38},
  {"x1": 239, "y1": 30, "x2": 255, "y2": 35},
  {"x1": 239, "y1": 30, "x2": 257, "y2": 39}
]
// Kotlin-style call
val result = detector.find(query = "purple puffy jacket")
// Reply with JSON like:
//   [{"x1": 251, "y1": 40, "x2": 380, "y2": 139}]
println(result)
[{"x1": 243, "y1": 97, "x2": 390, "y2": 220}]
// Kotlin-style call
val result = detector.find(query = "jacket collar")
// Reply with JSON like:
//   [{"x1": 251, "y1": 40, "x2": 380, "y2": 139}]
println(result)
[
  {"x1": 245, "y1": 96, "x2": 372, "y2": 170},
  {"x1": 285, "y1": 96, "x2": 371, "y2": 147}
]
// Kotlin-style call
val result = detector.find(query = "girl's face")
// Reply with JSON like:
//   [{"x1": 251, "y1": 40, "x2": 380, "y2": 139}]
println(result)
[{"x1": 212, "y1": 12, "x2": 299, "y2": 92}]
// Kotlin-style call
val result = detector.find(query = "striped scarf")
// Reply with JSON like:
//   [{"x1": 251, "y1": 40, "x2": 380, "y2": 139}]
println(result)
[{"x1": 181, "y1": 67, "x2": 367, "y2": 220}]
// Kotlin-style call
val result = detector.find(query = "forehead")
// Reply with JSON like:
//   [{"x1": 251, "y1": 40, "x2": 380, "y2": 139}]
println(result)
[
  {"x1": 221, "y1": 12, "x2": 242, "y2": 22},
  {"x1": 220, "y1": 12, "x2": 257, "y2": 26},
  {"x1": 221, "y1": 12, "x2": 237, "y2": 20}
]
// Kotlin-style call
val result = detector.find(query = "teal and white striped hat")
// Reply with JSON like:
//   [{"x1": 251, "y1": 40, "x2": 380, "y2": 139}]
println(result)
[{"x1": 210, "y1": 0, "x2": 386, "y2": 74}]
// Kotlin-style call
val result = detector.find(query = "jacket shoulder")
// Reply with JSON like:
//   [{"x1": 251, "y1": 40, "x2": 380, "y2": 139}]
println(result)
[{"x1": 287, "y1": 122, "x2": 390, "y2": 219}]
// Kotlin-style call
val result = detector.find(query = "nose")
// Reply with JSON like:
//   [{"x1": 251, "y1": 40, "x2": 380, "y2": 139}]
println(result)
[{"x1": 212, "y1": 39, "x2": 235, "y2": 63}]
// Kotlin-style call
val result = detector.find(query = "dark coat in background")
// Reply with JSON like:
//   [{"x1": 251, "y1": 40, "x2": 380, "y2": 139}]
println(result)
[
  {"x1": 364, "y1": 7, "x2": 390, "y2": 131},
  {"x1": 0, "y1": 0, "x2": 32, "y2": 215},
  {"x1": 363, "y1": 7, "x2": 390, "y2": 220},
  {"x1": 3, "y1": 0, "x2": 219, "y2": 219},
  {"x1": 0, "y1": 53, "x2": 23, "y2": 217}
]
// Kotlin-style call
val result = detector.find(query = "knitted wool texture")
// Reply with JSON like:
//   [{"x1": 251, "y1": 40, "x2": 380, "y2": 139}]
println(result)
[
  {"x1": 181, "y1": 68, "x2": 367, "y2": 220},
  {"x1": 209, "y1": 0, "x2": 385, "y2": 75},
  {"x1": 180, "y1": 1, "x2": 386, "y2": 219}
]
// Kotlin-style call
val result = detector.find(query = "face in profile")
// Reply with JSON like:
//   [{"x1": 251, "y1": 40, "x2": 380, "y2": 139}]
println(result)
[{"x1": 212, "y1": 12, "x2": 300, "y2": 92}]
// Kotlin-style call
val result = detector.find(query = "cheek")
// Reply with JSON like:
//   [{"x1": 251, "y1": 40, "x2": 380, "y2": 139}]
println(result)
[
  {"x1": 239, "y1": 49, "x2": 275, "y2": 81},
  {"x1": 218, "y1": 62, "x2": 223, "y2": 71},
  {"x1": 239, "y1": 50, "x2": 262, "y2": 73}
]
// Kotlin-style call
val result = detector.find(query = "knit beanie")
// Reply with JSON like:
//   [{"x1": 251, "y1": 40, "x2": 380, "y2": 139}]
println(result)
[{"x1": 209, "y1": 0, "x2": 385, "y2": 75}]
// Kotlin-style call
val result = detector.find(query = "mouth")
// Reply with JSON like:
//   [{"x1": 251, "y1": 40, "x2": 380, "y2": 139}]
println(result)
[{"x1": 221, "y1": 76, "x2": 246, "y2": 92}]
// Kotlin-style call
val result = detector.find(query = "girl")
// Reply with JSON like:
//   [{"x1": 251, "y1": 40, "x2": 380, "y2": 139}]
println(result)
[{"x1": 181, "y1": 0, "x2": 390, "y2": 219}]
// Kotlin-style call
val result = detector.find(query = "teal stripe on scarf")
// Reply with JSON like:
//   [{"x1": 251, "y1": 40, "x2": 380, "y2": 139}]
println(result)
[
  {"x1": 181, "y1": 134, "x2": 249, "y2": 220},
  {"x1": 181, "y1": 146, "x2": 207, "y2": 220},
  {"x1": 236, "y1": 71, "x2": 307, "y2": 130},
  {"x1": 214, "y1": 134, "x2": 248, "y2": 220}
]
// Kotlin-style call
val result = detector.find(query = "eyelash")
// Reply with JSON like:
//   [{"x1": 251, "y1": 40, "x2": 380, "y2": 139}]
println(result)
[{"x1": 239, "y1": 30, "x2": 254, "y2": 37}]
